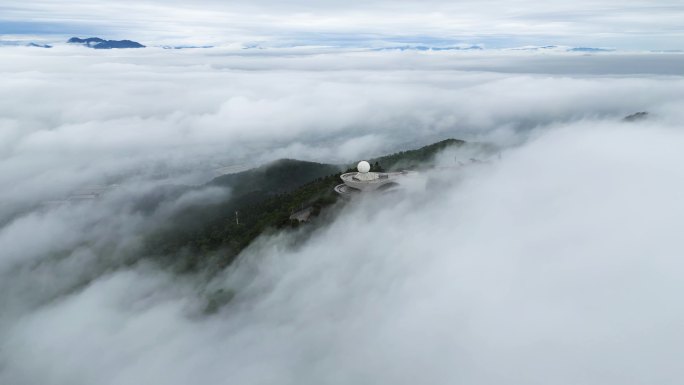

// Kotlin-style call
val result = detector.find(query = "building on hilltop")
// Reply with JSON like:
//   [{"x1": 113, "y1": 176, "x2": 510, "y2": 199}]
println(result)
[{"x1": 334, "y1": 161, "x2": 413, "y2": 196}]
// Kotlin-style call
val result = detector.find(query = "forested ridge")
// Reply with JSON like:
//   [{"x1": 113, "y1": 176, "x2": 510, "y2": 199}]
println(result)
[{"x1": 144, "y1": 139, "x2": 465, "y2": 272}]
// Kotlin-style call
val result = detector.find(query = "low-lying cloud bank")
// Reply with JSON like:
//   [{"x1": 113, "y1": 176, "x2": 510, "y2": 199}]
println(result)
[
  {"x1": 2, "y1": 48, "x2": 683, "y2": 209},
  {"x1": 3, "y1": 121, "x2": 684, "y2": 385},
  {"x1": 1, "y1": 49, "x2": 684, "y2": 384}
]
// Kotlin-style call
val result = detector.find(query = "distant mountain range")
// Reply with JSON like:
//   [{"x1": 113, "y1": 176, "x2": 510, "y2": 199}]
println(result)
[
  {"x1": 508, "y1": 45, "x2": 615, "y2": 52},
  {"x1": 67, "y1": 37, "x2": 145, "y2": 49},
  {"x1": 0, "y1": 41, "x2": 52, "y2": 48},
  {"x1": 241, "y1": 42, "x2": 619, "y2": 53},
  {"x1": 161, "y1": 45, "x2": 214, "y2": 50},
  {"x1": 0, "y1": 39, "x2": 666, "y2": 53},
  {"x1": 374, "y1": 45, "x2": 484, "y2": 52},
  {"x1": 26, "y1": 43, "x2": 52, "y2": 48}
]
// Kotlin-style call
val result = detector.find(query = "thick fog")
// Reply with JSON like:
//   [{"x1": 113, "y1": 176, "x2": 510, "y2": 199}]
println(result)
[{"x1": 1, "y1": 48, "x2": 684, "y2": 384}]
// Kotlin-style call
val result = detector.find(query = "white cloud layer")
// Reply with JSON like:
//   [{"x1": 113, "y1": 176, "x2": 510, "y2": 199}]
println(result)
[
  {"x1": 2, "y1": 48, "x2": 683, "y2": 209},
  {"x1": 1, "y1": 48, "x2": 684, "y2": 384}
]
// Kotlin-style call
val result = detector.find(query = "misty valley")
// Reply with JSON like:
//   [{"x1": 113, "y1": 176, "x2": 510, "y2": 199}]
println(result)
[{"x1": 2, "y1": 9, "x2": 684, "y2": 382}]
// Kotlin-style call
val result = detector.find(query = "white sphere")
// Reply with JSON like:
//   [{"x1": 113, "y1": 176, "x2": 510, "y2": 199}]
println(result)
[{"x1": 357, "y1": 160, "x2": 371, "y2": 173}]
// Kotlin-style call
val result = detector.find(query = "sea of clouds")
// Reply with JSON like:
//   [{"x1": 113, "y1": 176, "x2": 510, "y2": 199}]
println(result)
[{"x1": 1, "y1": 47, "x2": 684, "y2": 384}]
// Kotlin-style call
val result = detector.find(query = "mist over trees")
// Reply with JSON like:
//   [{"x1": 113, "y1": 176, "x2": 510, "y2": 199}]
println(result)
[{"x1": 1, "y1": 39, "x2": 684, "y2": 385}]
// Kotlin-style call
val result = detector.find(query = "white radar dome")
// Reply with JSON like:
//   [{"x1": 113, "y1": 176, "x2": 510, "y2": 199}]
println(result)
[{"x1": 357, "y1": 161, "x2": 371, "y2": 173}]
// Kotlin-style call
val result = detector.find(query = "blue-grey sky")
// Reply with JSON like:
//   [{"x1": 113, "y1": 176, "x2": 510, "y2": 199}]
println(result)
[{"x1": 1, "y1": 0, "x2": 683, "y2": 49}]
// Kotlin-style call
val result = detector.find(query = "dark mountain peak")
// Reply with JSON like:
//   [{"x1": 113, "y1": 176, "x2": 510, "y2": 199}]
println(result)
[
  {"x1": 93, "y1": 40, "x2": 145, "y2": 49},
  {"x1": 67, "y1": 37, "x2": 145, "y2": 49},
  {"x1": 26, "y1": 43, "x2": 52, "y2": 48},
  {"x1": 68, "y1": 37, "x2": 105, "y2": 45},
  {"x1": 623, "y1": 111, "x2": 649, "y2": 122}
]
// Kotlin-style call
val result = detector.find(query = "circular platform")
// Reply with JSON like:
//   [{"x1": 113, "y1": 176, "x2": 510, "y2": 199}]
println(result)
[{"x1": 334, "y1": 183, "x2": 360, "y2": 196}]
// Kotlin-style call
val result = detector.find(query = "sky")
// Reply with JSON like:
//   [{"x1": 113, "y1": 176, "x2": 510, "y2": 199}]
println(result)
[
  {"x1": 2, "y1": 1, "x2": 684, "y2": 384},
  {"x1": 1, "y1": 0, "x2": 684, "y2": 49}
]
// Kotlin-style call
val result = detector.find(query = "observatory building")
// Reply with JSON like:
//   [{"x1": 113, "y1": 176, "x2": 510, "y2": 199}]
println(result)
[{"x1": 334, "y1": 161, "x2": 412, "y2": 196}]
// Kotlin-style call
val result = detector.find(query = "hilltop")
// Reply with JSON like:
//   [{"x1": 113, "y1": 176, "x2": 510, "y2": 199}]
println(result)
[
  {"x1": 143, "y1": 138, "x2": 467, "y2": 272},
  {"x1": 68, "y1": 37, "x2": 145, "y2": 49}
]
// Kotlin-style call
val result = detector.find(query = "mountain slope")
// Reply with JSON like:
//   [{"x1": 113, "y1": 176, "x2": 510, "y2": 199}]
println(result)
[
  {"x1": 144, "y1": 139, "x2": 466, "y2": 272},
  {"x1": 210, "y1": 159, "x2": 340, "y2": 195},
  {"x1": 371, "y1": 138, "x2": 466, "y2": 171}
]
